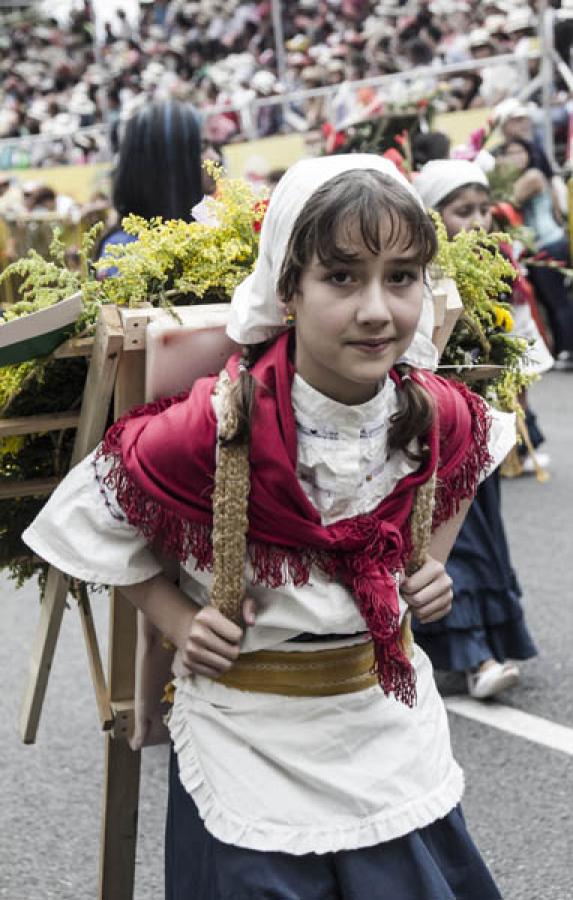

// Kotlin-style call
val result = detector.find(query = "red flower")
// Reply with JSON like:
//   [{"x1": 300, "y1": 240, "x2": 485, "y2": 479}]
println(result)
[
  {"x1": 253, "y1": 198, "x2": 269, "y2": 233},
  {"x1": 491, "y1": 202, "x2": 523, "y2": 228},
  {"x1": 469, "y1": 127, "x2": 486, "y2": 152},
  {"x1": 322, "y1": 121, "x2": 347, "y2": 154},
  {"x1": 382, "y1": 148, "x2": 410, "y2": 178}
]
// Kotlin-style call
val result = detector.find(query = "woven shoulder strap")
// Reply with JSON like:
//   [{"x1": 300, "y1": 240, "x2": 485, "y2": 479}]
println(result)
[
  {"x1": 209, "y1": 370, "x2": 251, "y2": 625},
  {"x1": 400, "y1": 471, "x2": 437, "y2": 656}
]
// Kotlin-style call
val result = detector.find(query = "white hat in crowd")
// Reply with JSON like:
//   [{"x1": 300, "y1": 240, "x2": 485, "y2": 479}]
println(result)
[
  {"x1": 414, "y1": 159, "x2": 489, "y2": 211},
  {"x1": 505, "y1": 8, "x2": 537, "y2": 33},
  {"x1": 494, "y1": 97, "x2": 535, "y2": 127}
]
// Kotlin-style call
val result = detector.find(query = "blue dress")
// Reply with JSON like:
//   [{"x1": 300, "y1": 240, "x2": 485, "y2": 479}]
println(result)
[
  {"x1": 96, "y1": 227, "x2": 137, "y2": 277},
  {"x1": 166, "y1": 748, "x2": 501, "y2": 900},
  {"x1": 414, "y1": 470, "x2": 537, "y2": 672}
]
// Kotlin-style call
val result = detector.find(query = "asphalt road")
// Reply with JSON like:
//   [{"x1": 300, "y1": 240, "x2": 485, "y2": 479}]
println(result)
[{"x1": 0, "y1": 370, "x2": 571, "y2": 900}]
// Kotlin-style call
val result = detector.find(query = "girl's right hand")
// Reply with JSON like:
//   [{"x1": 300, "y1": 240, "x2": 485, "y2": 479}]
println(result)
[{"x1": 180, "y1": 597, "x2": 257, "y2": 679}]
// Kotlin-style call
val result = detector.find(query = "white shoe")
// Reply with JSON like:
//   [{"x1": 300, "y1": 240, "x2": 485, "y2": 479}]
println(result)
[
  {"x1": 521, "y1": 452, "x2": 551, "y2": 475},
  {"x1": 466, "y1": 662, "x2": 520, "y2": 700}
]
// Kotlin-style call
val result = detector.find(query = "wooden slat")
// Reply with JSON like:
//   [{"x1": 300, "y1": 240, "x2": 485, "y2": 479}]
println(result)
[
  {"x1": 76, "y1": 585, "x2": 114, "y2": 732},
  {"x1": 108, "y1": 349, "x2": 145, "y2": 703},
  {"x1": 19, "y1": 566, "x2": 70, "y2": 743},
  {"x1": 99, "y1": 348, "x2": 146, "y2": 899},
  {"x1": 53, "y1": 336, "x2": 95, "y2": 359},
  {"x1": 70, "y1": 305, "x2": 123, "y2": 466},
  {"x1": 0, "y1": 477, "x2": 59, "y2": 499},
  {"x1": 0, "y1": 411, "x2": 80, "y2": 438},
  {"x1": 99, "y1": 734, "x2": 141, "y2": 900}
]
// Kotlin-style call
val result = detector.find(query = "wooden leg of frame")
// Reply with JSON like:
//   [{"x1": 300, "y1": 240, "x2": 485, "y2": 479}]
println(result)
[
  {"x1": 98, "y1": 345, "x2": 146, "y2": 898},
  {"x1": 19, "y1": 565, "x2": 69, "y2": 744},
  {"x1": 19, "y1": 306, "x2": 124, "y2": 744},
  {"x1": 99, "y1": 574, "x2": 141, "y2": 897},
  {"x1": 99, "y1": 731, "x2": 141, "y2": 900},
  {"x1": 76, "y1": 584, "x2": 114, "y2": 732}
]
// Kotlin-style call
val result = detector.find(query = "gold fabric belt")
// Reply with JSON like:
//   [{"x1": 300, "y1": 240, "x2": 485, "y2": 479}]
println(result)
[{"x1": 217, "y1": 640, "x2": 378, "y2": 697}]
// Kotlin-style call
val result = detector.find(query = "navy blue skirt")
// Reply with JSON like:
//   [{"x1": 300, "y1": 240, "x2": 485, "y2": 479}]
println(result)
[
  {"x1": 414, "y1": 470, "x2": 537, "y2": 672},
  {"x1": 165, "y1": 748, "x2": 501, "y2": 900}
]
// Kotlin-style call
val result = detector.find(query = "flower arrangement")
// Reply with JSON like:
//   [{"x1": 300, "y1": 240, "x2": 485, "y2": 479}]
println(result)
[
  {"x1": 322, "y1": 113, "x2": 420, "y2": 163},
  {"x1": 0, "y1": 163, "x2": 266, "y2": 591},
  {"x1": 431, "y1": 212, "x2": 532, "y2": 411},
  {"x1": 320, "y1": 86, "x2": 450, "y2": 161},
  {"x1": 97, "y1": 167, "x2": 265, "y2": 308}
]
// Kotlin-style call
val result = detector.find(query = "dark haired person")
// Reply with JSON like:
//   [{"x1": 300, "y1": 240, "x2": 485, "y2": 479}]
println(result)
[
  {"x1": 97, "y1": 100, "x2": 203, "y2": 269},
  {"x1": 411, "y1": 131, "x2": 451, "y2": 172}
]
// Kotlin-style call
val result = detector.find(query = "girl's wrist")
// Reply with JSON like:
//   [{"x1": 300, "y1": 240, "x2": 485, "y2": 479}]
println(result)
[{"x1": 120, "y1": 573, "x2": 200, "y2": 648}]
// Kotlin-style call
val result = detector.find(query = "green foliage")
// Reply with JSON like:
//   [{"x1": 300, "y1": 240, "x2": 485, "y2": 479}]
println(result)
[
  {"x1": 96, "y1": 170, "x2": 263, "y2": 307},
  {"x1": 0, "y1": 357, "x2": 88, "y2": 590},
  {"x1": 432, "y1": 213, "x2": 532, "y2": 410},
  {"x1": 487, "y1": 162, "x2": 520, "y2": 205},
  {"x1": 0, "y1": 223, "x2": 104, "y2": 323},
  {"x1": 0, "y1": 166, "x2": 264, "y2": 593}
]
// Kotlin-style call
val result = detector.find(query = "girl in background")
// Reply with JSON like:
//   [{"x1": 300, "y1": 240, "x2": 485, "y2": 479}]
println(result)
[{"x1": 414, "y1": 159, "x2": 538, "y2": 699}]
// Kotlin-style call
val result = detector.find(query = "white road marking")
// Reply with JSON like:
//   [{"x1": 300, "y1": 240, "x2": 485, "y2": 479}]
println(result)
[{"x1": 445, "y1": 696, "x2": 573, "y2": 757}]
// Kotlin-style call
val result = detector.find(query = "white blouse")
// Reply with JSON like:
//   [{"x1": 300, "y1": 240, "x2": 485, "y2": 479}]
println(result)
[{"x1": 23, "y1": 375, "x2": 515, "y2": 855}]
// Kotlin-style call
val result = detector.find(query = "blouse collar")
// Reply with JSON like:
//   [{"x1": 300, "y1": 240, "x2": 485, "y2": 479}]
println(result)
[{"x1": 291, "y1": 373, "x2": 397, "y2": 430}]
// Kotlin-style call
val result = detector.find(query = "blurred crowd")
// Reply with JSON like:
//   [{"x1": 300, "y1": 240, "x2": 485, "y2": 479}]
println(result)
[
  {"x1": 2, "y1": 0, "x2": 573, "y2": 358},
  {"x1": 1, "y1": 0, "x2": 573, "y2": 160}
]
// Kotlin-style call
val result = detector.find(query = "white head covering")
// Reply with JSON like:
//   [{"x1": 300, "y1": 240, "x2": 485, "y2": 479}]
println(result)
[
  {"x1": 414, "y1": 159, "x2": 490, "y2": 211},
  {"x1": 226, "y1": 153, "x2": 438, "y2": 370}
]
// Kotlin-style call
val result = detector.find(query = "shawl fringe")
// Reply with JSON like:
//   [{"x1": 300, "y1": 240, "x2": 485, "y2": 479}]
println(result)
[
  {"x1": 98, "y1": 392, "x2": 215, "y2": 566},
  {"x1": 99, "y1": 427, "x2": 345, "y2": 581},
  {"x1": 432, "y1": 380, "x2": 493, "y2": 531},
  {"x1": 355, "y1": 576, "x2": 416, "y2": 707}
]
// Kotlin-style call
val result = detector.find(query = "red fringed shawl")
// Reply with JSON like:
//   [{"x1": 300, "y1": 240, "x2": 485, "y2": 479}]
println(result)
[{"x1": 99, "y1": 333, "x2": 492, "y2": 706}]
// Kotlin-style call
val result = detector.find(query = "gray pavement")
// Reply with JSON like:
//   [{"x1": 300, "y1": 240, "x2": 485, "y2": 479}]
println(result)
[{"x1": 0, "y1": 370, "x2": 572, "y2": 899}]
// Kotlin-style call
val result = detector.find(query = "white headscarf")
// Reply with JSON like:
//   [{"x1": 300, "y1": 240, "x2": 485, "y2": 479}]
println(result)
[
  {"x1": 414, "y1": 159, "x2": 490, "y2": 211},
  {"x1": 226, "y1": 153, "x2": 438, "y2": 370}
]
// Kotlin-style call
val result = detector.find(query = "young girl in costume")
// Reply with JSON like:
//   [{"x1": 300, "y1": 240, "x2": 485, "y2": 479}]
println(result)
[
  {"x1": 414, "y1": 159, "x2": 538, "y2": 699},
  {"x1": 23, "y1": 155, "x2": 511, "y2": 899}
]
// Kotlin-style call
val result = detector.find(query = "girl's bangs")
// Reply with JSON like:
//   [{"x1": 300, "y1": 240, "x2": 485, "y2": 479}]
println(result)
[
  {"x1": 315, "y1": 204, "x2": 435, "y2": 269},
  {"x1": 310, "y1": 174, "x2": 437, "y2": 269}
]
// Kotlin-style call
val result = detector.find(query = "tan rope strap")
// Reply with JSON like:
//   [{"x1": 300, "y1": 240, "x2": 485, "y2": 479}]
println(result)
[
  {"x1": 210, "y1": 370, "x2": 251, "y2": 625},
  {"x1": 218, "y1": 640, "x2": 377, "y2": 697},
  {"x1": 400, "y1": 470, "x2": 437, "y2": 658}
]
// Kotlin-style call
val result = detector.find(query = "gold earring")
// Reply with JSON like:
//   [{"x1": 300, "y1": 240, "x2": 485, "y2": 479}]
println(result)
[{"x1": 284, "y1": 311, "x2": 296, "y2": 326}]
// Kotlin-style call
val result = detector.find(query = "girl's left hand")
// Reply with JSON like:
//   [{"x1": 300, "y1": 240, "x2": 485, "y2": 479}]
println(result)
[{"x1": 400, "y1": 557, "x2": 453, "y2": 624}]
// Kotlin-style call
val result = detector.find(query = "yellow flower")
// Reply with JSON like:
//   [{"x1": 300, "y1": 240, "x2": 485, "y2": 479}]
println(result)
[
  {"x1": 493, "y1": 305, "x2": 514, "y2": 332},
  {"x1": 0, "y1": 435, "x2": 26, "y2": 461}
]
